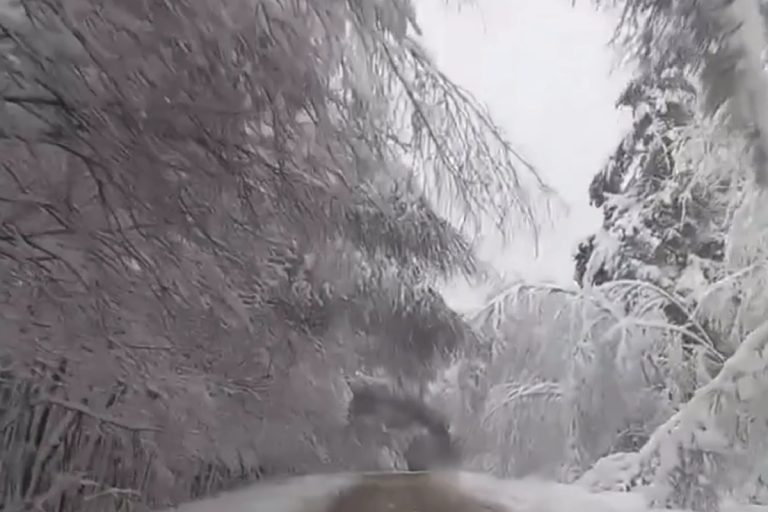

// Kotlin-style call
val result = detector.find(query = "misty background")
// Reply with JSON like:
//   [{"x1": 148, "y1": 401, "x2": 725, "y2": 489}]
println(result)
[{"x1": 417, "y1": 0, "x2": 632, "y2": 310}]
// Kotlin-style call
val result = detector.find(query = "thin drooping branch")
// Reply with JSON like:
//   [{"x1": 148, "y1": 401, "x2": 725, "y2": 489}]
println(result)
[{"x1": 34, "y1": 396, "x2": 161, "y2": 432}]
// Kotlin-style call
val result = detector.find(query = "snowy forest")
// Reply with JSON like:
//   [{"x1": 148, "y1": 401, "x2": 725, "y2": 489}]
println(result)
[{"x1": 2, "y1": 0, "x2": 768, "y2": 511}]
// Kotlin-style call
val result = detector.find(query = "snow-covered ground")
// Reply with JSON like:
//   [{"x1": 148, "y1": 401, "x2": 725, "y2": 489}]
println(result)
[{"x1": 157, "y1": 471, "x2": 763, "y2": 512}]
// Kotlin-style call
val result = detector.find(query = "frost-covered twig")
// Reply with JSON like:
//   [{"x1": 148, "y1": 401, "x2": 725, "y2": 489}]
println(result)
[
  {"x1": 605, "y1": 279, "x2": 722, "y2": 358},
  {"x1": 623, "y1": 318, "x2": 725, "y2": 364},
  {"x1": 690, "y1": 260, "x2": 768, "y2": 319},
  {"x1": 483, "y1": 380, "x2": 563, "y2": 426},
  {"x1": 34, "y1": 396, "x2": 161, "y2": 432},
  {"x1": 80, "y1": 478, "x2": 141, "y2": 502}
]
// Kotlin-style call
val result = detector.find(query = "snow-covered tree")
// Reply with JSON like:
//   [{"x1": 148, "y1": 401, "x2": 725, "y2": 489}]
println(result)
[
  {"x1": 0, "y1": 1, "x2": 550, "y2": 510},
  {"x1": 573, "y1": 34, "x2": 735, "y2": 424},
  {"x1": 573, "y1": 1, "x2": 768, "y2": 510},
  {"x1": 436, "y1": 3, "x2": 768, "y2": 510}
]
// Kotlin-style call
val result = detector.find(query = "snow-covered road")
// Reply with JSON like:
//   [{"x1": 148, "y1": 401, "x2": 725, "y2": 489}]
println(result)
[{"x1": 156, "y1": 471, "x2": 765, "y2": 512}]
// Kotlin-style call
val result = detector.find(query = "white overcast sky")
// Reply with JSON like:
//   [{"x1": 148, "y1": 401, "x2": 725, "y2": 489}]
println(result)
[{"x1": 416, "y1": 0, "x2": 633, "y2": 311}]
